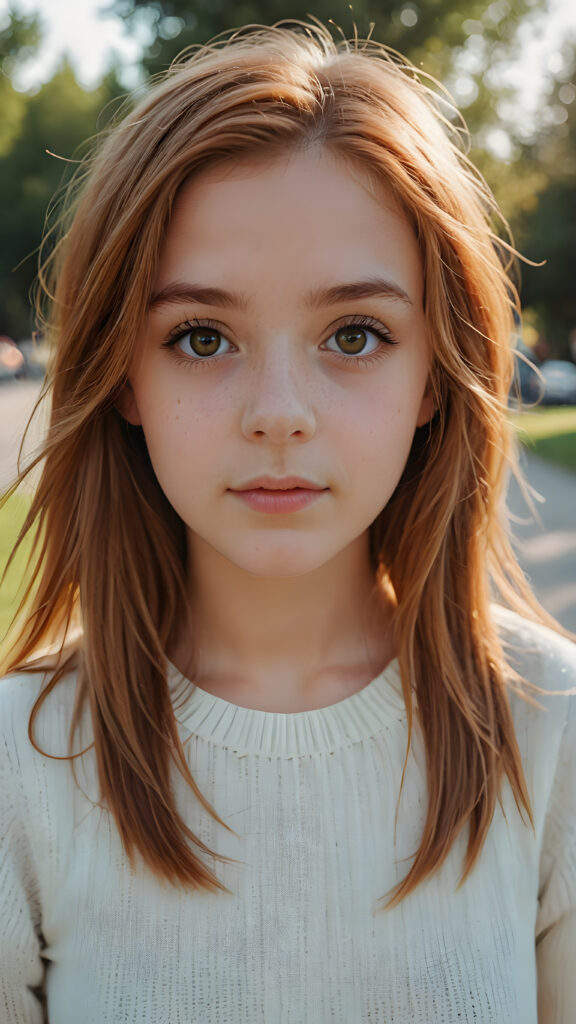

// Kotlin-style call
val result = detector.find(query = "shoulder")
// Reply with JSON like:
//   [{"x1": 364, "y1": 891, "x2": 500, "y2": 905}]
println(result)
[
  {"x1": 0, "y1": 661, "x2": 89, "y2": 860},
  {"x1": 0, "y1": 658, "x2": 82, "y2": 765},
  {"x1": 493, "y1": 604, "x2": 576, "y2": 697},
  {"x1": 492, "y1": 607, "x2": 576, "y2": 815},
  {"x1": 0, "y1": 670, "x2": 46, "y2": 742}
]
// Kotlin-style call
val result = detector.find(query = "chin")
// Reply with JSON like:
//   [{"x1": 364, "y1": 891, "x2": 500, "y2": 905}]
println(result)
[{"x1": 223, "y1": 539, "x2": 334, "y2": 579}]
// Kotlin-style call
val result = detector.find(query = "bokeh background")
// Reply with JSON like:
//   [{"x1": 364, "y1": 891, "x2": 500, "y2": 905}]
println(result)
[
  {"x1": 0, "y1": 0, "x2": 575, "y2": 637},
  {"x1": 1, "y1": 0, "x2": 575, "y2": 351}
]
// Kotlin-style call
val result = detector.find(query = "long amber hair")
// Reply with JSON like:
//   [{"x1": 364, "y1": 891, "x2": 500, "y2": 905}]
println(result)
[{"x1": 1, "y1": 21, "x2": 563, "y2": 904}]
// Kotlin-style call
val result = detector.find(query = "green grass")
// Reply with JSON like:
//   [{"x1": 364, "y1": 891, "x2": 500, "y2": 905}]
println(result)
[
  {"x1": 510, "y1": 406, "x2": 576, "y2": 473},
  {"x1": 0, "y1": 492, "x2": 34, "y2": 647}
]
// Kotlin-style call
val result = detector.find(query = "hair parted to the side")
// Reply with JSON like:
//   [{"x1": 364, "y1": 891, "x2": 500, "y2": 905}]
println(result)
[{"x1": 1, "y1": 20, "x2": 567, "y2": 906}]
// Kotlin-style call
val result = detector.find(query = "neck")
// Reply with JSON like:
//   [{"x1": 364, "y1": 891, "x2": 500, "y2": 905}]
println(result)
[{"x1": 170, "y1": 534, "x2": 396, "y2": 712}]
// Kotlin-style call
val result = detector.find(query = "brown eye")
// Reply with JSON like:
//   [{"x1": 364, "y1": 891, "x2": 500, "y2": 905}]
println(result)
[
  {"x1": 171, "y1": 324, "x2": 233, "y2": 360},
  {"x1": 334, "y1": 326, "x2": 369, "y2": 355},
  {"x1": 187, "y1": 327, "x2": 222, "y2": 357},
  {"x1": 324, "y1": 318, "x2": 394, "y2": 360}
]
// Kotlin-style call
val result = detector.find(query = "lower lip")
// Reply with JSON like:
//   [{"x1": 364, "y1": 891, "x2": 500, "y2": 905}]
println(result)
[{"x1": 231, "y1": 488, "x2": 326, "y2": 513}]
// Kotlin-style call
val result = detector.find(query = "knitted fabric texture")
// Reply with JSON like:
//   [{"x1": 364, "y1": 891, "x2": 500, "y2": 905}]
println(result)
[{"x1": 1, "y1": 608, "x2": 575, "y2": 1023}]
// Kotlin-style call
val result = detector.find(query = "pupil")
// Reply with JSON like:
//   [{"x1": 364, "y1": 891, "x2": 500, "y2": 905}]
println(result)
[
  {"x1": 336, "y1": 327, "x2": 367, "y2": 354},
  {"x1": 190, "y1": 328, "x2": 220, "y2": 356}
]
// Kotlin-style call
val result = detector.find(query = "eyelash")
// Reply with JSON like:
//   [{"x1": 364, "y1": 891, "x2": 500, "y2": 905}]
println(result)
[
  {"x1": 162, "y1": 314, "x2": 398, "y2": 368},
  {"x1": 163, "y1": 319, "x2": 222, "y2": 348},
  {"x1": 326, "y1": 315, "x2": 398, "y2": 367}
]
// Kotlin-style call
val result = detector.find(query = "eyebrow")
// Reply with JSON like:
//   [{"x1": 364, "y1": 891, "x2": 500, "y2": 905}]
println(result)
[
  {"x1": 148, "y1": 276, "x2": 413, "y2": 311},
  {"x1": 306, "y1": 278, "x2": 413, "y2": 308},
  {"x1": 149, "y1": 283, "x2": 247, "y2": 311}
]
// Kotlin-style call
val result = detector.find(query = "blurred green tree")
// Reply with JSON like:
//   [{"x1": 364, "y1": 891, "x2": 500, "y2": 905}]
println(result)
[
  {"x1": 111, "y1": 0, "x2": 544, "y2": 139},
  {"x1": 0, "y1": 45, "x2": 123, "y2": 338},
  {"x1": 0, "y1": 7, "x2": 41, "y2": 157},
  {"x1": 513, "y1": 42, "x2": 576, "y2": 353},
  {"x1": 0, "y1": 1, "x2": 573, "y2": 352}
]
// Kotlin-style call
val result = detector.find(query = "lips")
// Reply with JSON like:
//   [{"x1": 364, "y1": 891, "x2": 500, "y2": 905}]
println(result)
[
  {"x1": 229, "y1": 476, "x2": 328, "y2": 513},
  {"x1": 233, "y1": 475, "x2": 325, "y2": 492}
]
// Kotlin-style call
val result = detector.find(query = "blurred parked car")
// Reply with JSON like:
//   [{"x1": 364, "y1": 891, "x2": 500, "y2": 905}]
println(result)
[
  {"x1": 0, "y1": 337, "x2": 25, "y2": 380},
  {"x1": 510, "y1": 343, "x2": 576, "y2": 407},
  {"x1": 509, "y1": 341, "x2": 544, "y2": 406},
  {"x1": 538, "y1": 360, "x2": 576, "y2": 406},
  {"x1": 17, "y1": 336, "x2": 49, "y2": 379}
]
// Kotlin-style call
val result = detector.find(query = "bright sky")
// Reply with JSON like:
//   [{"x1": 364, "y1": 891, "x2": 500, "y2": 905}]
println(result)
[
  {"x1": 2, "y1": 0, "x2": 576, "y2": 116},
  {"x1": 1, "y1": 0, "x2": 153, "y2": 90}
]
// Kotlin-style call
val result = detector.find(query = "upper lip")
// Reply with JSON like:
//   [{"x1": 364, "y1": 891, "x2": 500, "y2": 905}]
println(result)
[{"x1": 232, "y1": 476, "x2": 326, "y2": 491}]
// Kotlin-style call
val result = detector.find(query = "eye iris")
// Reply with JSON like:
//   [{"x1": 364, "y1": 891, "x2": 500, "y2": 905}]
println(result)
[
  {"x1": 335, "y1": 327, "x2": 367, "y2": 354},
  {"x1": 189, "y1": 328, "x2": 220, "y2": 356}
]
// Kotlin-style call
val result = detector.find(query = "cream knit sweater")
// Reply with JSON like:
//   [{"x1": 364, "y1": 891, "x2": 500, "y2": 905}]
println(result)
[{"x1": 1, "y1": 607, "x2": 575, "y2": 1023}]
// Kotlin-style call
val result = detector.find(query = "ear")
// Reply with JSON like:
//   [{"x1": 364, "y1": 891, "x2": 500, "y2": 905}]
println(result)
[
  {"x1": 115, "y1": 380, "x2": 142, "y2": 426},
  {"x1": 416, "y1": 382, "x2": 436, "y2": 428}
]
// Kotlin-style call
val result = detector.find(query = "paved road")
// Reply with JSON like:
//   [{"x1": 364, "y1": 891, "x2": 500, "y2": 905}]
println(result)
[
  {"x1": 0, "y1": 379, "x2": 48, "y2": 491},
  {"x1": 1, "y1": 379, "x2": 575, "y2": 630},
  {"x1": 508, "y1": 450, "x2": 576, "y2": 632}
]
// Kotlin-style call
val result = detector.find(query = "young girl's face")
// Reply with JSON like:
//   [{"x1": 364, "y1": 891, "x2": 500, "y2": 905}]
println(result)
[{"x1": 122, "y1": 147, "x2": 434, "y2": 580}]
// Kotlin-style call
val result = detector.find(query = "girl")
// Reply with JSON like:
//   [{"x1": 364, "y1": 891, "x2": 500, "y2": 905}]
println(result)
[{"x1": 1, "y1": 21, "x2": 575, "y2": 1024}]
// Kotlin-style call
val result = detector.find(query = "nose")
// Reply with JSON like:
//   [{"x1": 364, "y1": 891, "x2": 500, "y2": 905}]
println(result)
[{"x1": 240, "y1": 345, "x2": 317, "y2": 444}]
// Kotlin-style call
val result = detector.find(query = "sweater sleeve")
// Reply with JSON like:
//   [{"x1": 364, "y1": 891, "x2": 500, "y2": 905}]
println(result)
[
  {"x1": 0, "y1": 680, "x2": 47, "y2": 1024},
  {"x1": 535, "y1": 685, "x2": 576, "y2": 1024}
]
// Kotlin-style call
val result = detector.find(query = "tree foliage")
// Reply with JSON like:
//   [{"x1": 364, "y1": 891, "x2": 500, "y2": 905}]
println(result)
[
  {"x1": 0, "y1": 7, "x2": 41, "y2": 157},
  {"x1": 514, "y1": 43, "x2": 576, "y2": 352},
  {"x1": 113, "y1": 0, "x2": 544, "y2": 139},
  {"x1": 0, "y1": 6, "x2": 41, "y2": 62},
  {"x1": 0, "y1": 2, "x2": 574, "y2": 351},
  {"x1": 0, "y1": 54, "x2": 123, "y2": 338}
]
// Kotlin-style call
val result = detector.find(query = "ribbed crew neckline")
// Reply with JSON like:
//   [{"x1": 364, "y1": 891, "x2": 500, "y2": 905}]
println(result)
[{"x1": 168, "y1": 659, "x2": 406, "y2": 757}]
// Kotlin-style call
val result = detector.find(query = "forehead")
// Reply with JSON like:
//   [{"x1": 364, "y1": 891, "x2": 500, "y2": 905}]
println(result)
[{"x1": 155, "y1": 148, "x2": 423, "y2": 305}]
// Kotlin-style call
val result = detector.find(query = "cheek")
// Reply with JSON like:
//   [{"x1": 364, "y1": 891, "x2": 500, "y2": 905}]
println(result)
[
  {"x1": 143, "y1": 396, "x2": 231, "y2": 501},
  {"x1": 343, "y1": 393, "x2": 422, "y2": 486},
  {"x1": 137, "y1": 400, "x2": 191, "y2": 486},
  {"x1": 140, "y1": 386, "x2": 202, "y2": 441},
  {"x1": 346, "y1": 379, "x2": 424, "y2": 440}
]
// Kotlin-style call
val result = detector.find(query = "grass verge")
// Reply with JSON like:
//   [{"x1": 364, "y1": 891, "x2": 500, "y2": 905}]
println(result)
[
  {"x1": 510, "y1": 406, "x2": 576, "y2": 474},
  {"x1": 0, "y1": 492, "x2": 34, "y2": 648}
]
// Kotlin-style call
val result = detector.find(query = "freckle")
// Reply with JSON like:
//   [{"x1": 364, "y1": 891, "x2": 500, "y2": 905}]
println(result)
[{"x1": 177, "y1": 399, "x2": 181, "y2": 406}]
